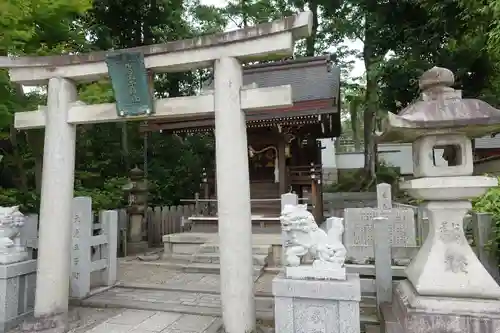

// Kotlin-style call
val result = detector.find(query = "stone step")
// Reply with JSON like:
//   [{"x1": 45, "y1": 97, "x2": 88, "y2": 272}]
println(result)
[
  {"x1": 76, "y1": 287, "x2": 275, "y2": 321},
  {"x1": 380, "y1": 303, "x2": 403, "y2": 333},
  {"x1": 360, "y1": 300, "x2": 378, "y2": 324},
  {"x1": 192, "y1": 253, "x2": 268, "y2": 266},
  {"x1": 365, "y1": 324, "x2": 381, "y2": 333},
  {"x1": 184, "y1": 263, "x2": 264, "y2": 277},
  {"x1": 198, "y1": 243, "x2": 271, "y2": 255},
  {"x1": 189, "y1": 219, "x2": 280, "y2": 233}
]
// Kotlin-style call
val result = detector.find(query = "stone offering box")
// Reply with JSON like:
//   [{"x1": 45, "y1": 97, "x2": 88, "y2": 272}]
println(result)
[
  {"x1": 273, "y1": 273, "x2": 361, "y2": 333},
  {"x1": 0, "y1": 260, "x2": 36, "y2": 333}
]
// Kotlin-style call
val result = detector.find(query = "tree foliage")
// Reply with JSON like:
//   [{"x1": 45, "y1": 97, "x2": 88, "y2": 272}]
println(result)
[{"x1": 0, "y1": 0, "x2": 499, "y2": 212}]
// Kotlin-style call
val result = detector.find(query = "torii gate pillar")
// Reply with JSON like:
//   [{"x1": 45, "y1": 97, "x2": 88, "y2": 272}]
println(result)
[
  {"x1": 214, "y1": 57, "x2": 255, "y2": 332},
  {"x1": 35, "y1": 78, "x2": 78, "y2": 327}
]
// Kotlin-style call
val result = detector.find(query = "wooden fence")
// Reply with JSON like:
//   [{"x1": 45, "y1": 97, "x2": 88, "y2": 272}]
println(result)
[
  {"x1": 146, "y1": 205, "x2": 196, "y2": 246},
  {"x1": 324, "y1": 191, "x2": 378, "y2": 217}
]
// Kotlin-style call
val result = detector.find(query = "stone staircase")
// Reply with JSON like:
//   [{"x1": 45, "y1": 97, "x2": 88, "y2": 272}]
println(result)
[
  {"x1": 250, "y1": 182, "x2": 281, "y2": 216},
  {"x1": 185, "y1": 243, "x2": 272, "y2": 277},
  {"x1": 188, "y1": 182, "x2": 281, "y2": 233}
]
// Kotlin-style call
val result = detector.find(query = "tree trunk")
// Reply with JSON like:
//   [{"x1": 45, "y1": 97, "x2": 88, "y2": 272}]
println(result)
[
  {"x1": 26, "y1": 130, "x2": 44, "y2": 195},
  {"x1": 349, "y1": 99, "x2": 361, "y2": 151},
  {"x1": 9, "y1": 124, "x2": 28, "y2": 193},
  {"x1": 121, "y1": 123, "x2": 130, "y2": 172},
  {"x1": 9, "y1": 83, "x2": 29, "y2": 194},
  {"x1": 363, "y1": 23, "x2": 379, "y2": 180},
  {"x1": 242, "y1": 0, "x2": 249, "y2": 27},
  {"x1": 305, "y1": 1, "x2": 319, "y2": 56}
]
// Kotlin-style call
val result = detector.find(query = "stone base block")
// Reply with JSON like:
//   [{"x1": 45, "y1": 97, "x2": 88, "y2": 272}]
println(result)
[
  {"x1": 272, "y1": 272, "x2": 361, "y2": 333},
  {"x1": 285, "y1": 264, "x2": 346, "y2": 280},
  {"x1": 0, "y1": 260, "x2": 37, "y2": 333},
  {"x1": 127, "y1": 241, "x2": 149, "y2": 255},
  {"x1": 382, "y1": 279, "x2": 500, "y2": 333},
  {"x1": 0, "y1": 250, "x2": 29, "y2": 265}
]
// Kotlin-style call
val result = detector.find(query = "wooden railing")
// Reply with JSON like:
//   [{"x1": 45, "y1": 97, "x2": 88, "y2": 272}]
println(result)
[
  {"x1": 288, "y1": 164, "x2": 322, "y2": 185},
  {"x1": 203, "y1": 164, "x2": 322, "y2": 187},
  {"x1": 180, "y1": 193, "x2": 310, "y2": 218}
]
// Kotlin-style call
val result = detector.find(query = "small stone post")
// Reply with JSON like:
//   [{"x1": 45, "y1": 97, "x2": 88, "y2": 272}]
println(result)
[
  {"x1": 281, "y1": 193, "x2": 298, "y2": 266},
  {"x1": 376, "y1": 183, "x2": 392, "y2": 210},
  {"x1": 123, "y1": 166, "x2": 149, "y2": 254}
]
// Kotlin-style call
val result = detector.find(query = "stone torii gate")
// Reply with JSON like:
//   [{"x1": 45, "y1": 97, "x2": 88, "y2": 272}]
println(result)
[{"x1": 1, "y1": 12, "x2": 312, "y2": 333}]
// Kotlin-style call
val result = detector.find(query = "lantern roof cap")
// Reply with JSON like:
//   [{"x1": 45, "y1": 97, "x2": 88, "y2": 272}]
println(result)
[
  {"x1": 378, "y1": 66, "x2": 500, "y2": 143},
  {"x1": 130, "y1": 166, "x2": 143, "y2": 179}
]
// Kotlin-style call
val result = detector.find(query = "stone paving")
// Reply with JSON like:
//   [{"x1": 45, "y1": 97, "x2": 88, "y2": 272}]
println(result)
[
  {"x1": 117, "y1": 262, "x2": 276, "y2": 295},
  {"x1": 84, "y1": 310, "x2": 220, "y2": 333},
  {"x1": 79, "y1": 287, "x2": 274, "y2": 319},
  {"x1": 7, "y1": 307, "x2": 123, "y2": 333},
  {"x1": 7, "y1": 308, "x2": 220, "y2": 333},
  {"x1": 8, "y1": 263, "x2": 275, "y2": 333},
  {"x1": 64, "y1": 264, "x2": 277, "y2": 329}
]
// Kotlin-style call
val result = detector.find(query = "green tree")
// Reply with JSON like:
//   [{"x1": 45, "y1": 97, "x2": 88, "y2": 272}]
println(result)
[{"x1": 0, "y1": 0, "x2": 91, "y2": 210}]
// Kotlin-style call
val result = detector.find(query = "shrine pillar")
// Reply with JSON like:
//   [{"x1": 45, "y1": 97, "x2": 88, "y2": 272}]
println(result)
[
  {"x1": 34, "y1": 78, "x2": 77, "y2": 325},
  {"x1": 278, "y1": 135, "x2": 287, "y2": 194},
  {"x1": 214, "y1": 57, "x2": 255, "y2": 333}
]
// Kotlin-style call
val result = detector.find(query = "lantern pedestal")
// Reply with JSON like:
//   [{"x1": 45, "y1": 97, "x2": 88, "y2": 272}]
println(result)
[
  {"x1": 382, "y1": 280, "x2": 500, "y2": 333},
  {"x1": 382, "y1": 176, "x2": 500, "y2": 332},
  {"x1": 401, "y1": 177, "x2": 500, "y2": 299}
]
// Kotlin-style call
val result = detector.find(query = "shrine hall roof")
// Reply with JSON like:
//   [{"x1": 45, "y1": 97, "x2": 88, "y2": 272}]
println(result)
[
  {"x1": 143, "y1": 55, "x2": 340, "y2": 134},
  {"x1": 204, "y1": 56, "x2": 340, "y2": 103}
]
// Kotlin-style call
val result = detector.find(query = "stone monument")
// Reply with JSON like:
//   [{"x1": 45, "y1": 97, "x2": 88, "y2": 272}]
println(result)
[
  {"x1": 0, "y1": 206, "x2": 37, "y2": 332},
  {"x1": 378, "y1": 67, "x2": 500, "y2": 333},
  {"x1": 123, "y1": 166, "x2": 149, "y2": 254},
  {"x1": 273, "y1": 203, "x2": 361, "y2": 333}
]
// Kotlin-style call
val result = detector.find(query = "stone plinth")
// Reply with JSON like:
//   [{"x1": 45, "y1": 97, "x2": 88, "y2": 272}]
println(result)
[
  {"x1": 285, "y1": 261, "x2": 346, "y2": 280},
  {"x1": 382, "y1": 279, "x2": 500, "y2": 333},
  {"x1": 0, "y1": 250, "x2": 28, "y2": 265},
  {"x1": 273, "y1": 273, "x2": 361, "y2": 333},
  {"x1": 0, "y1": 260, "x2": 36, "y2": 333}
]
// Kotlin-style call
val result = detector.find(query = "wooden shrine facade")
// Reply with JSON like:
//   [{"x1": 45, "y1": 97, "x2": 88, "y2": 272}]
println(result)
[{"x1": 142, "y1": 55, "x2": 341, "y2": 218}]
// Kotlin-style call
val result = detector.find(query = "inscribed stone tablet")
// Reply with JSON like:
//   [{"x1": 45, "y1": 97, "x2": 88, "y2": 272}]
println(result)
[{"x1": 344, "y1": 207, "x2": 416, "y2": 263}]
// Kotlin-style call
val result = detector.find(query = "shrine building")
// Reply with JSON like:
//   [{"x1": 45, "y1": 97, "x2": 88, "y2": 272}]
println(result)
[{"x1": 143, "y1": 55, "x2": 341, "y2": 224}]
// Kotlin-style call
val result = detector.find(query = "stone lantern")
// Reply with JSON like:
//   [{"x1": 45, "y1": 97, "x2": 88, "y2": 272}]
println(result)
[
  {"x1": 123, "y1": 166, "x2": 149, "y2": 254},
  {"x1": 378, "y1": 67, "x2": 500, "y2": 333}
]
